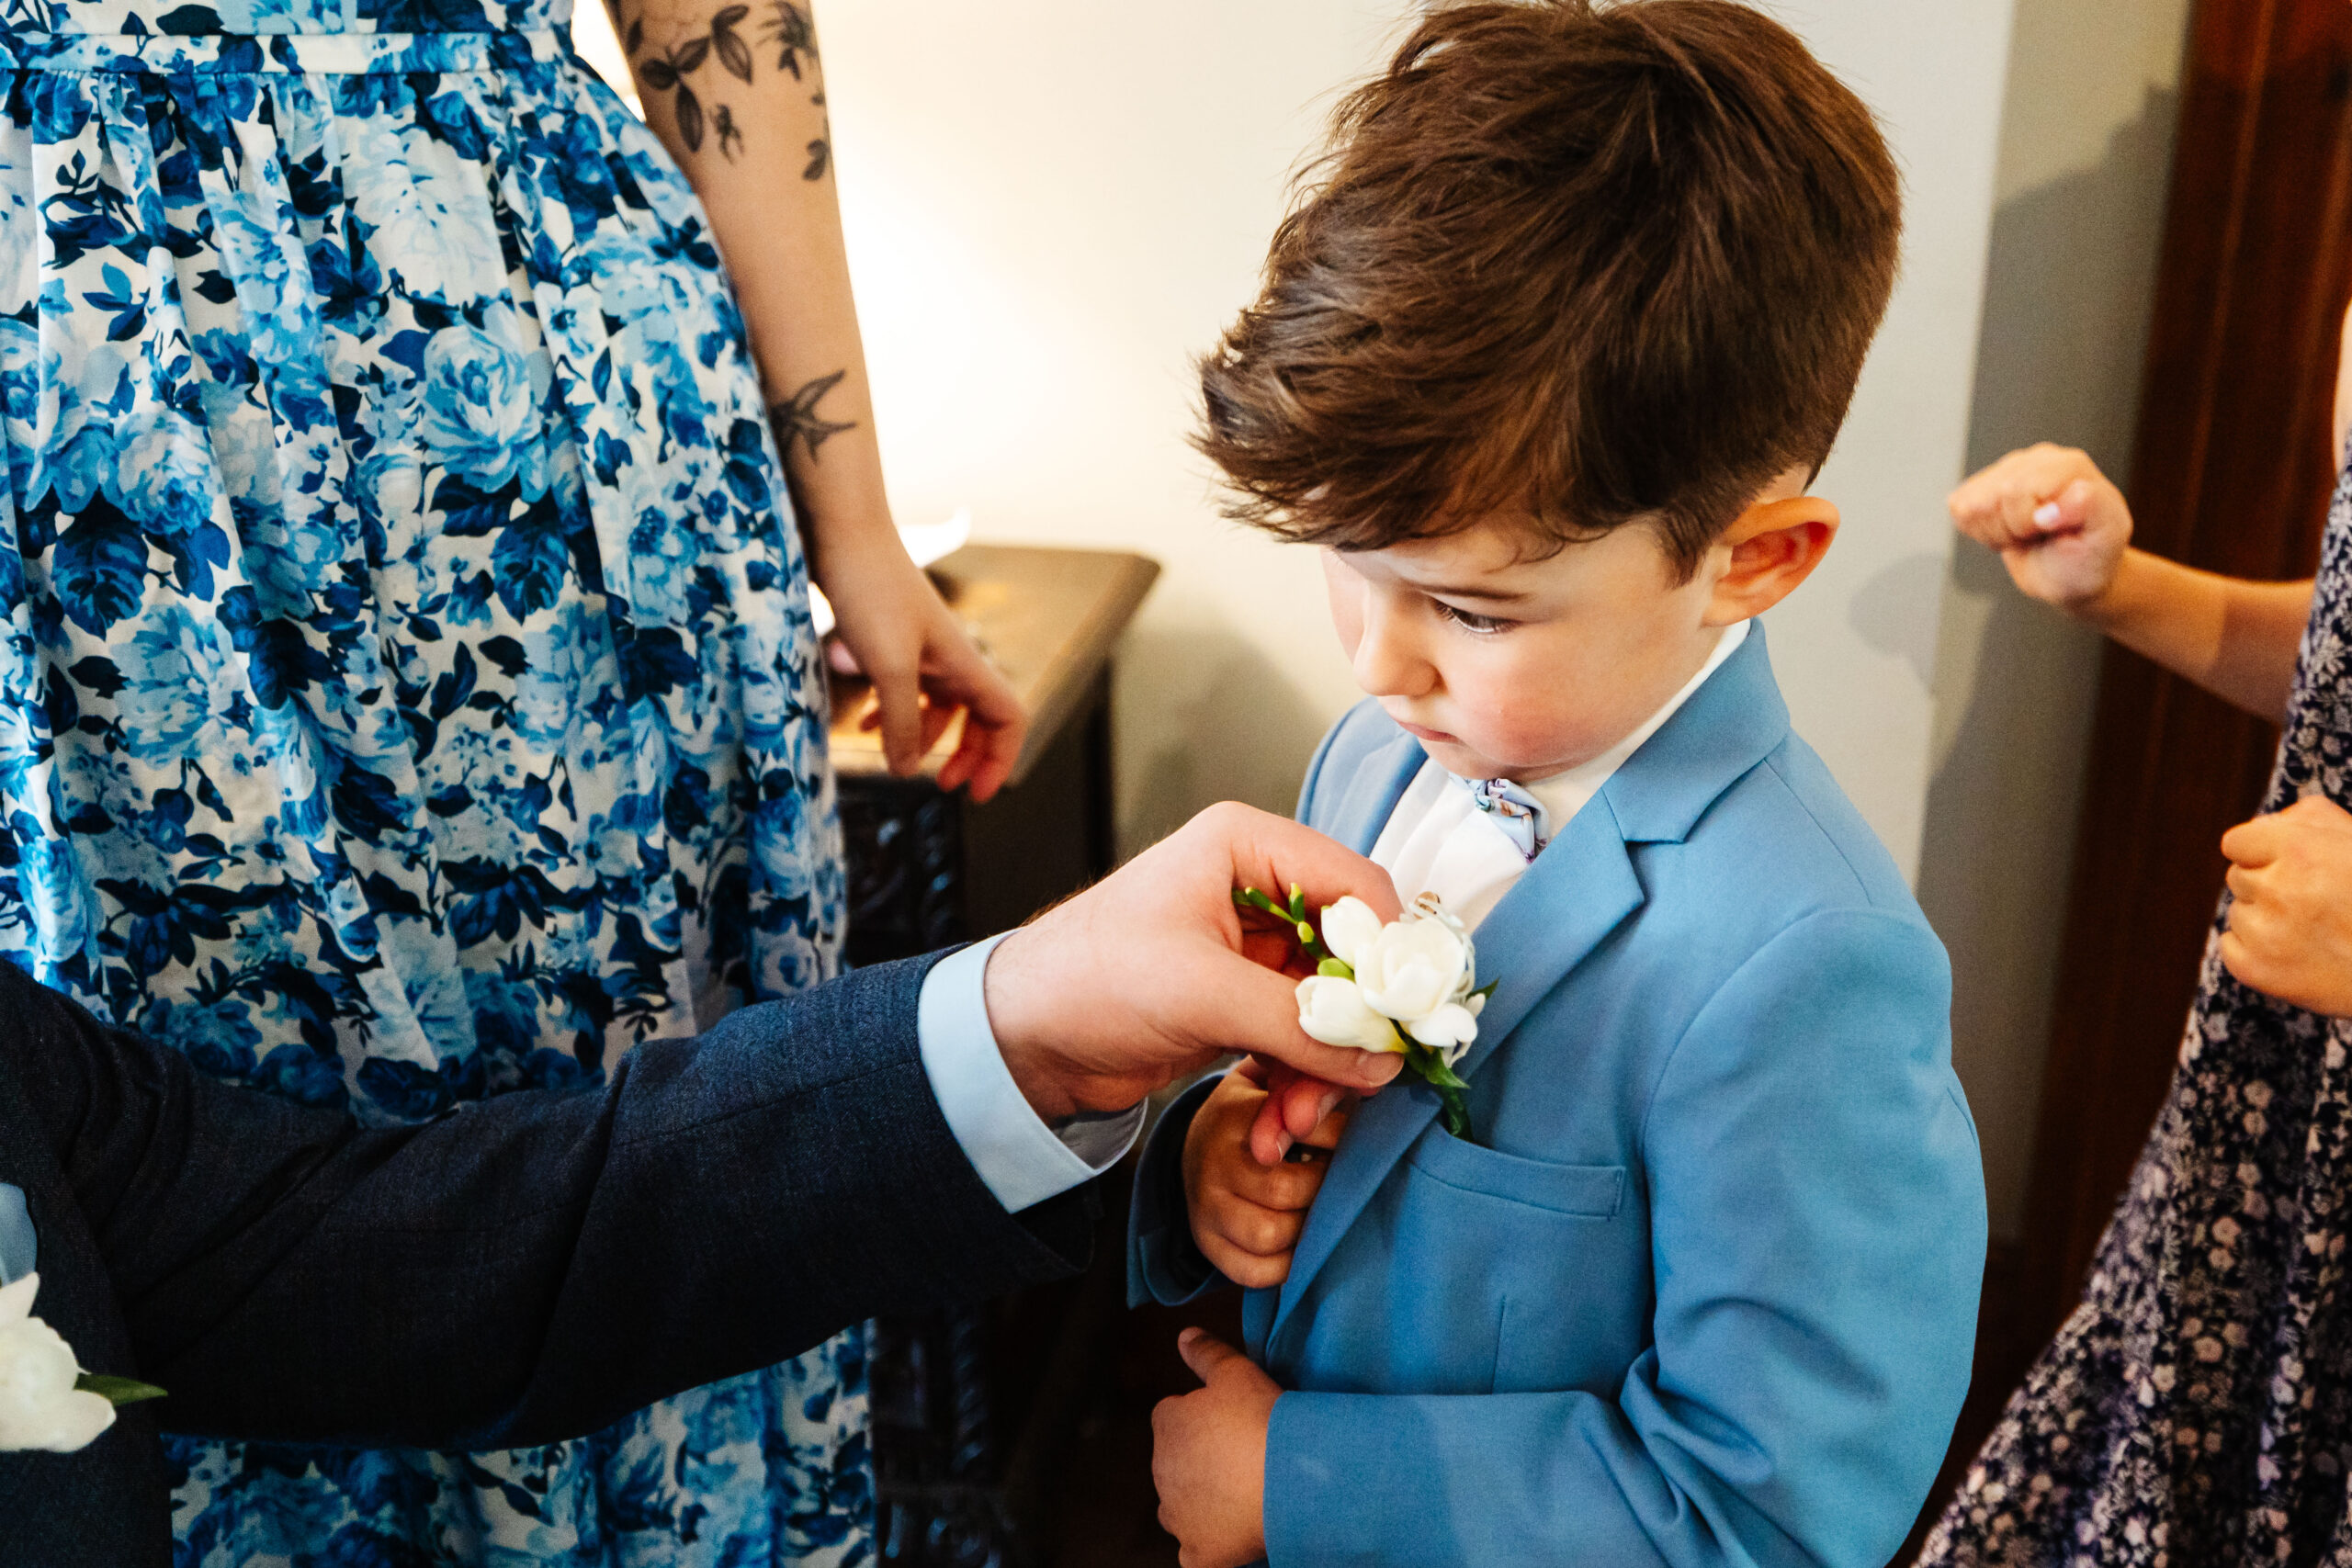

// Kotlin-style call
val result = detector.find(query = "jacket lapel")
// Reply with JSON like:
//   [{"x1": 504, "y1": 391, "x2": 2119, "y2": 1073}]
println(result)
[
  {"x1": 1318, "y1": 731, "x2": 1425, "y2": 855},
  {"x1": 1271, "y1": 798, "x2": 1646, "y2": 1340}
]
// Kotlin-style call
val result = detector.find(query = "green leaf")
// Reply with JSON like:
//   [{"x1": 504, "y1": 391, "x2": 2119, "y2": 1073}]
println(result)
[
  {"x1": 1438, "y1": 1088, "x2": 1473, "y2": 1141},
  {"x1": 1470, "y1": 979, "x2": 1498, "y2": 1002},
  {"x1": 1317, "y1": 957, "x2": 1355, "y2": 979},
  {"x1": 76, "y1": 1373, "x2": 167, "y2": 1406},
  {"x1": 1404, "y1": 1043, "x2": 1470, "y2": 1092}
]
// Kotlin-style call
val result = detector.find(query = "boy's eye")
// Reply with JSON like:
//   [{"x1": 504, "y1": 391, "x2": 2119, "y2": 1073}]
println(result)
[{"x1": 1433, "y1": 601, "x2": 1515, "y2": 635}]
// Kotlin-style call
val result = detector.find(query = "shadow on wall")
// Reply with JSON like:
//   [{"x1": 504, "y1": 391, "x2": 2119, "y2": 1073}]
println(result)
[
  {"x1": 1849, "y1": 549, "x2": 1950, "y2": 689},
  {"x1": 1116, "y1": 623, "x2": 1333, "y2": 857},
  {"x1": 1915, "y1": 83, "x2": 2181, "y2": 1241}
]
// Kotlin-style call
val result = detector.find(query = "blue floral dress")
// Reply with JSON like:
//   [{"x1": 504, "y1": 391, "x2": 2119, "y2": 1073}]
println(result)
[{"x1": 0, "y1": 0, "x2": 865, "y2": 1560}]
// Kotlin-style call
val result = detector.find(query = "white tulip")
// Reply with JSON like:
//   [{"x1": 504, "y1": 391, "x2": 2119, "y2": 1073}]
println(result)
[
  {"x1": 1353, "y1": 915, "x2": 1472, "y2": 1024},
  {"x1": 1317, "y1": 897, "x2": 1385, "y2": 971},
  {"x1": 0, "y1": 1275, "x2": 114, "y2": 1454},
  {"x1": 1295, "y1": 975, "x2": 1407, "y2": 1054}
]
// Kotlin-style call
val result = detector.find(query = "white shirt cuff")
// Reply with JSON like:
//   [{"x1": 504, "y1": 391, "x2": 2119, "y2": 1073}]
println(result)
[{"x1": 915, "y1": 933, "x2": 1146, "y2": 1213}]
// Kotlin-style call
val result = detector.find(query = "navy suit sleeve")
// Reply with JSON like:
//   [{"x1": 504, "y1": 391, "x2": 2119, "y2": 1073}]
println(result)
[
  {"x1": 1263, "y1": 910, "x2": 1985, "y2": 1568},
  {"x1": 4, "y1": 955, "x2": 1093, "y2": 1450}
]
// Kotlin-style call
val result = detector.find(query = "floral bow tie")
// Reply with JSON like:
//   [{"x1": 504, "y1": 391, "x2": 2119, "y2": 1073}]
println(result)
[{"x1": 1468, "y1": 776, "x2": 1548, "y2": 862}]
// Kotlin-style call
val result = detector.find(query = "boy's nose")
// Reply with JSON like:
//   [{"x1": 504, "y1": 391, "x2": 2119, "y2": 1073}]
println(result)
[{"x1": 1351, "y1": 605, "x2": 1435, "y2": 698}]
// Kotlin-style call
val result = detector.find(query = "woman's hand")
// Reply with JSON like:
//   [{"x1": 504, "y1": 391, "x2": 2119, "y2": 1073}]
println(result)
[
  {"x1": 1182, "y1": 1064, "x2": 1348, "y2": 1290},
  {"x1": 2221, "y1": 796, "x2": 2352, "y2": 1016},
  {"x1": 816, "y1": 525, "x2": 1026, "y2": 800},
  {"x1": 1947, "y1": 443, "x2": 2135, "y2": 612}
]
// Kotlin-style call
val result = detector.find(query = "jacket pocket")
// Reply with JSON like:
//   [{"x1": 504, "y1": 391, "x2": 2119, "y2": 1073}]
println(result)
[{"x1": 1406, "y1": 1131, "x2": 1625, "y2": 1218}]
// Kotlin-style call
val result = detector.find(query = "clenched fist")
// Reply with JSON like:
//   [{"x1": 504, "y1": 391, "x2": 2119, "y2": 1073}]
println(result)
[
  {"x1": 1947, "y1": 443, "x2": 2133, "y2": 611},
  {"x1": 2221, "y1": 795, "x2": 2352, "y2": 1017}
]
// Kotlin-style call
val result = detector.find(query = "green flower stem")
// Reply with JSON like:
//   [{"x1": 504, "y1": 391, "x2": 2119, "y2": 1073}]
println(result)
[
  {"x1": 1233, "y1": 885, "x2": 1335, "y2": 967},
  {"x1": 1403, "y1": 1043, "x2": 1475, "y2": 1143}
]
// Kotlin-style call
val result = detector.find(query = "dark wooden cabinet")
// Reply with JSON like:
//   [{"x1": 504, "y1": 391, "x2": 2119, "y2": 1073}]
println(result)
[{"x1": 832, "y1": 544, "x2": 1158, "y2": 1568}]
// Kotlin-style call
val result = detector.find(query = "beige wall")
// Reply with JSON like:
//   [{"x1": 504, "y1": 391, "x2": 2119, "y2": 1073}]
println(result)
[{"x1": 1920, "y1": 0, "x2": 2195, "y2": 1241}]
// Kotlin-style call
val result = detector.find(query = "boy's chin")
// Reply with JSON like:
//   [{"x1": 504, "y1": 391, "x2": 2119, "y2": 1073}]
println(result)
[{"x1": 1415, "y1": 733, "x2": 1510, "y2": 779}]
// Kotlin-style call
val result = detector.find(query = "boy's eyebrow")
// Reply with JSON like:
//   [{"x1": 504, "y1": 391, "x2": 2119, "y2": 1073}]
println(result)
[{"x1": 1406, "y1": 580, "x2": 1533, "y2": 604}]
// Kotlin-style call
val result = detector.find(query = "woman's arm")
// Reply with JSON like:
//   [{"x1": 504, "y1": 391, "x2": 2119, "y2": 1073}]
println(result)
[
  {"x1": 2075, "y1": 549, "x2": 2311, "y2": 723},
  {"x1": 1947, "y1": 442, "x2": 2312, "y2": 723},
  {"x1": 609, "y1": 0, "x2": 1025, "y2": 797}
]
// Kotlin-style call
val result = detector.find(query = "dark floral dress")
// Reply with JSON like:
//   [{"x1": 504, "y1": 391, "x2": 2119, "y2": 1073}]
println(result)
[
  {"x1": 1920, "y1": 458, "x2": 2352, "y2": 1566},
  {"x1": 0, "y1": 0, "x2": 865, "y2": 1560}
]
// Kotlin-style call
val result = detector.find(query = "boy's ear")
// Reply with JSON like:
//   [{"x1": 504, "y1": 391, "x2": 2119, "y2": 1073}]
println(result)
[{"x1": 1702, "y1": 495, "x2": 1839, "y2": 626}]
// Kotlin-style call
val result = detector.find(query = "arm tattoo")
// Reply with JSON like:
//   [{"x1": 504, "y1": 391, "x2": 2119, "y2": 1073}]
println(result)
[
  {"x1": 804, "y1": 89, "x2": 831, "y2": 180},
  {"x1": 622, "y1": 0, "x2": 827, "y2": 168},
  {"x1": 773, "y1": 369, "x2": 858, "y2": 459},
  {"x1": 623, "y1": 4, "x2": 751, "y2": 157},
  {"x1": 764, "y1": 0, "x2": 817, "y2": 78}
]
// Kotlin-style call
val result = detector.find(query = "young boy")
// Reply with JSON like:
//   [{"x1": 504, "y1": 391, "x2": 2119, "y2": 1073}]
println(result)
[{"x1": 1125, "y1": 5, "x2": 1987, "y2": 1566}]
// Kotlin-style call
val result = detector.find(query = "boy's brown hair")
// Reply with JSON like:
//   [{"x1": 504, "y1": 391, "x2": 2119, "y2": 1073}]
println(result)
[{"x1": 1196, "y1": 0, "x2": 1901, "y2": 578}]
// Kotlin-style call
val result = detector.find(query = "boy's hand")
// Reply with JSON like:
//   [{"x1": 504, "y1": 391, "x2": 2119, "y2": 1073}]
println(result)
[
  {"x1": 2222, "y1": 795, "x2": 2352, "y2": 1016},
  {"x1": 1184, "y1": 1063, "x2": 1349, "y2": 1290},
  {"x1": 1947, "y1": 443, "x2": 2133, "y2": 612},
  {"x1": 1152, "y1": 1329, "x2": 1277, "y2": 1568}
]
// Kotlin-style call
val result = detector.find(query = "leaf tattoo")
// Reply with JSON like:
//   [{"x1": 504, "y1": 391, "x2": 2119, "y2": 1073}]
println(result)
[
  {"x1": 802, "y1": 88, "x2": 831, "y2": 180},
  {"x1": 711, "y1": 5, "x2": 753, "y2": 82},
  {"x1": 636, "y1": 34, "x2": 714, "y2": 150},
  {"x1": 772, "y1": 369, "x2": 857, "y2": 459},
  {"x1": 763, "y1": 0, "x2": 817, "y2": 79},
  {"x1": 716, "y1": 105, "x2": 744, "y2": 160}
]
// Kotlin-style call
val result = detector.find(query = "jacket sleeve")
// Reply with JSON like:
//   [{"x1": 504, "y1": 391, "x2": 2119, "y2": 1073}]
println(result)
[
  {"x1": 1261, "y1": 910, "x2": 1985, "y2": 1568},
  {"x1": 1125, "y1": 1071, "x2": 1230, "y2": 1307},
  {"x1": 6, "y1": 954, "x2": 1094, "y2": 1450}
]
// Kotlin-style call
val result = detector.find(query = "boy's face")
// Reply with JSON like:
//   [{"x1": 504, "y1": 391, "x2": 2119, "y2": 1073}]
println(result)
[{"x1": 1321, "y1": 467, "x2": 1826, "y2": 783}]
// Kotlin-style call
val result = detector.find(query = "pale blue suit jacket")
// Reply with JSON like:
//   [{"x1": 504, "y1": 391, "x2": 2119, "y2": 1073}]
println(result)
[{"x1": 1129, "y1": 626, "x2": 1986, "y2": 1568}]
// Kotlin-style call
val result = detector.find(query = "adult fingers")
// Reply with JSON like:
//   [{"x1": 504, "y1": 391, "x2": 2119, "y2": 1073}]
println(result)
[
  {"x1": 865, "y1": 662, "x2": 925, "y2": 776},
  {"x1": 2037, "y1": 478, "x2": 2101, "y2": 536},
  {"x1": 2220, "y1": 927, "x2": 2282, "y2": 998},
  {"x1": 1177, "y1": 1327, "x2": 1250, "y2": 1384},
  {"x1": 931, "y1": 656, "x2": 1027, "y2": 802},
  {"x1": 2222, "y1": 812, "x2": 2288, "y2": 868},
  {"x1": 1197, "y1": 952, "x2": 1399, "y2": 1092},
  {"x1": 1196, "y1": 804, "x2": 1404, "y2": 928}
]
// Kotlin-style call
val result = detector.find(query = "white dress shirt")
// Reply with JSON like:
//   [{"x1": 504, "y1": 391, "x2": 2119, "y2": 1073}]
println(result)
[
  {"x1": 915, "y1": 932, "x2": 1145, "y2": 1212},
  {"x1": 1369, "y1": 620, "x2": 1749, "y2": 928}
]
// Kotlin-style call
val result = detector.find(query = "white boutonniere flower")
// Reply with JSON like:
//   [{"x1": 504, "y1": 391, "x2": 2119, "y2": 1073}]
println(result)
[
  {"x1": 0, "y1": 1274, "x2": 165, "y2": 1453},
  {"x1": 1237, "y1": 886, "x2": 1492, "y2": 1141}
]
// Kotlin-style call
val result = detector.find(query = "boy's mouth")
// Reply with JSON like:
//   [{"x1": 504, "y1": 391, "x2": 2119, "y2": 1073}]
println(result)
[{"x1": 1394, "y1": 717, "x2": 1459, "y2": 745}]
